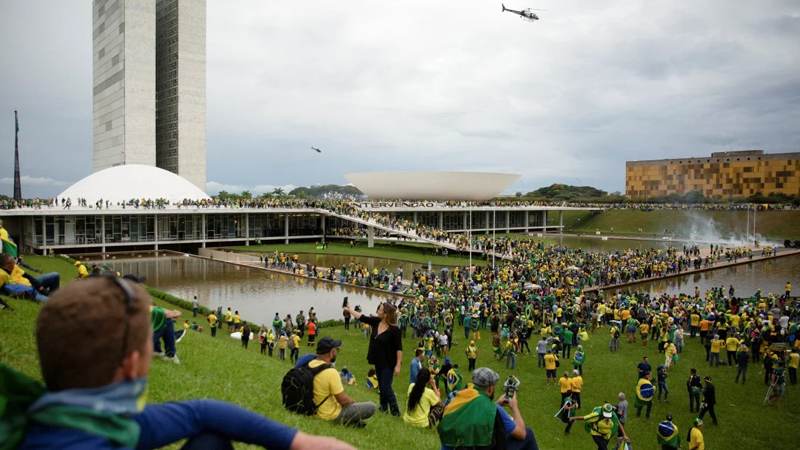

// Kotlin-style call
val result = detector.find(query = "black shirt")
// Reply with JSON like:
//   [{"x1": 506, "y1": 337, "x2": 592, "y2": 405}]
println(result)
[{"x1": 359, "y1": 315, "x2": 402, "y2": 369}]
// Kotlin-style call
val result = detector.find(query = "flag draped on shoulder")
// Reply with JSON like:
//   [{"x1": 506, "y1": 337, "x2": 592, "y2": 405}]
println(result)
[{"x1": 437, "y1": 387, "x2": 497, "y2": 448}]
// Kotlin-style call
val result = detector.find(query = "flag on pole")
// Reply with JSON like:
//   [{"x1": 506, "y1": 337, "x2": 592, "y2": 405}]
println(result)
[{"x1": 13, "y1": 110, "x2": 22, "y2": 201}]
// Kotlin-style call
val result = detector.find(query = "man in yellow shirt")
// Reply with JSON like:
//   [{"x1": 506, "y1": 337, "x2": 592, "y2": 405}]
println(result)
[
  {"x1": 544, "y1": 350, "x2": 559, "y2": 384},
  {"x1": 688, "y1": 418, "x2": 705, "y2": 450},
  {"x1": 309, "y1": 337, "x2": 376, "y2": 427},
  {"x1": 74, "y1": 261, "x2": 89, "y2": 278},
  {"x1": 788, "y1": 350, "x2": 799, "y2": 385},
  {"x1": 559, "y1": 372, "x2": 572, "y2": 405},
  {"x1": 709, "y1": 335, "x2": 723, "y2": 367},
  {"x1": 207, "y1": 311, "x2": 218, "y2": 337},
  {"x1": 725, "y1": 335, "x2": 740, "y2": 366},
  {"x1": 570, "y1": 369, "x2": 584, "y2": 409},
  {"x1": 0, "y1": 254, "x2": 60, "y2": 302}
]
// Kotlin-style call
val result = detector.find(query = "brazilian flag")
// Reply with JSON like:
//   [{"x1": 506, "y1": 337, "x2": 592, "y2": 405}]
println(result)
[
  {"x1": 635, "y1": 378, "x2": 655, "y2": 407},
  {"x1": 657, "y1": 420, "x2": 680, "y2": 447},
  {"x1": 437, "y1": 388, "x2": 497, "y2": 447},
  {"x1": 582, "y1": 406, "x2": 620, "y2": 437},
  {"x1": 1, "y1": 238, "x2": 17, "y2": 258},
  {"x1": 445, "y1": 368, "x2": 464, "y2": 395}
]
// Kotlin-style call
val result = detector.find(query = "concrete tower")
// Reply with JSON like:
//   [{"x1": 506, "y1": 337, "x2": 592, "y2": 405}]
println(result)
[
  {"x1": 155, "y1": 0, "x2": 207, "y2": 190},
  {"x1": 92, "y1": 0, "x2": 156, "y2": 170}
]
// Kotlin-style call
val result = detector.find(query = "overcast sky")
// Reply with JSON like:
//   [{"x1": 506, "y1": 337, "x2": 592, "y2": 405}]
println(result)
[{"x1": 1, "y1": 0, "x2": 799, "y2": 197}]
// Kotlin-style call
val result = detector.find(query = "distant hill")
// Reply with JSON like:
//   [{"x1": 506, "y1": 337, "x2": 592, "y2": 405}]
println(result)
[
  {"x1": 525, "y1": 184, "x2": 608, "y2": 201},
  {"x1": 289, "y1": 184, "x2": 363, "y2": 199}
]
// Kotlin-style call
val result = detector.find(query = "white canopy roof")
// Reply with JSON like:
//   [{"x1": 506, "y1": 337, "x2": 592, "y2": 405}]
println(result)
[
  {"x1": 58, "y1": 165, "x2": 210, "y2": 204},
  {"x1": 345, "y1": 171, "x2": 521, "y2": 201}
]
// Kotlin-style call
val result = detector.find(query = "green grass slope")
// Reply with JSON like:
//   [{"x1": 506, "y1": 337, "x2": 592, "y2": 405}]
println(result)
[
  {"x1": 551, "y1": 210, "x2": 800, "y2": 241},
  {"x1": 3, "y1": 256, "x2": 800, "y2": 449}
]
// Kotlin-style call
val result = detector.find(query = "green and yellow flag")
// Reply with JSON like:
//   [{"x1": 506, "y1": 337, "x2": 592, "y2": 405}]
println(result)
[{"x1": 437, "y1": 387, "x2": 497, "y2": 448}]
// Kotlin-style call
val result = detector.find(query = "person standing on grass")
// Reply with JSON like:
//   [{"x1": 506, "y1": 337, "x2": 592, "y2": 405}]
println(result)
[
  {"x1": 12, "y1": 277, "x2": 354, "y2": 450},
  {"x1": 536, "y1": 336, "x2": 547, "y2": 367},
  {"x1": 698, "y1": 376, "x2": 718, "y2": 425},
  {"x1": 656, "y1": 414, "x2": 680, "y2": 450},
  {"x1": 267, "y1": 328, "x2": 276, "y2": 357},
  {"x1": 307, "y1": 319, "x2": 316, "y2": 347},
  {"x1": 191, "y1": 295, "x2": 198, "y2": 317},
  {"x1": 573, "y1": 345, "x2": 586, "y2": 375},
  {"x1": 789, "y1": 349, "x2": 799, "y2": 385},
  {"x1": 290, "y1": 331, "x2": 300, "y2": 364},
  {"x1": 278, "y1": 332, "x2": 288, "y2": 360},
  {"x1": 559, "y1": 372, "x2": 572, "y2": 406},
  {"x1": 570, "y1": 369, "x2": 583, "y2": 409},
  {"x1": 465, "y1": 340, "x2": 478, "y2": 371},
  {"x1": 635, "y1": 371, "x2": 655, "y2": 418},
  {"x1": 207, "y1": 310, "x2": 218, "y2": 337},
  {"x1": 687, "y1": 368, "x2": 702, "y2": 413},
  {"x1": 241, "y1": 324, "x2": 251, "y2": 349},
  {"x1": 657, "y1": 365, "x2": 669, "y2": 401},
  {"x1": 570, "y1": 403, "x2": 627, "y2": 450},
  {"x1": 410, "y1": 348, "x2": 425, "y2": 384},
  {"x1": 345, "y1": 302, "x2": 403, "y2": 416},
  {"x1": 544, "y1": 349, "x2": 559, "y2": 384},
  {"x1": 688, "y1": 418, "x2": 705, "y2": 450},
  {"x1": 259, "y1": 328, "x2": 267, "y2": 354},
  {"x1": 735, "y1": 342, "x2": 749, "y2": 383}
]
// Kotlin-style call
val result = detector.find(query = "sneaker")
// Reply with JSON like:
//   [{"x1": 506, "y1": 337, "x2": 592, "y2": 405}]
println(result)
[
  {"x1": 162, "y1": 354, "x2": 181, "y2": 365},
  {"x1": 153, "y1": 351, "x2": 165, "y2": 358},
  {"x1": 175, "y1": 330, "x2": 187, "y2": 344}
]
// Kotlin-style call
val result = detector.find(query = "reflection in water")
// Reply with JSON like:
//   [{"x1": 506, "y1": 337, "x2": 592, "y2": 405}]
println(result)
[
  {"x1": 257, "y1": 252, "x2": 451, "y2": 277},
  {"x1": 529, "y1": 235, "x2": 672, "y2": 252},
  {"x1": 94, "y1": 256, "x2": 394, "y2": 325},
  {"x1": 614, "y1": 255, "x2": 800, "y2": 297}
]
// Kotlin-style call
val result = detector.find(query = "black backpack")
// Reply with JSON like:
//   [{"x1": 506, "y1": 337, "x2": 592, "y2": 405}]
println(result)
[{"x1": 281, "y1": 362, "x2": 332, "y2": 415}]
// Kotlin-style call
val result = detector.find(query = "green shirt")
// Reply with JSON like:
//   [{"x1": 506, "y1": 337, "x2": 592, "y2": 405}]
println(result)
[{"x1": 151, "y1": 306, "x2": 166, "y2": 333}]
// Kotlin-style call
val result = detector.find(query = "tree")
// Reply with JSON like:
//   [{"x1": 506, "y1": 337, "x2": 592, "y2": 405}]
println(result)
[{"x1": 271, "y1": 187, "x2": 285, "y2": 196}]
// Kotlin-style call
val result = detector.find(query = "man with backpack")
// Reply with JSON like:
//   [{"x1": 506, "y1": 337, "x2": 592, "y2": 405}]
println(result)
[{"x1": 282, "y1": 337, "x2": 376, "y2": 427}]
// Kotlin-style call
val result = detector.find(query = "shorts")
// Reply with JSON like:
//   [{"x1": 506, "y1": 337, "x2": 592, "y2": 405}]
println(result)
[
  {"x1": 308, "y1": 334, "x2": 316, "y2": 343},
  {"x1": 546, "y1": 369, "x2": 557, "y2": 378}
]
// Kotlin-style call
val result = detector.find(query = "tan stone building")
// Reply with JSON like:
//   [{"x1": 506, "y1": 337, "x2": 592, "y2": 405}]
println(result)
[{"x1": 626, "y1": 150, "x2": 800, "y2": 199}]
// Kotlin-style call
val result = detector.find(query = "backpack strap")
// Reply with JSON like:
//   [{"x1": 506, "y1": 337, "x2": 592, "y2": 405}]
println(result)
[{"x1": 308, "y1": 362, "x2": 333, "y2": 409}]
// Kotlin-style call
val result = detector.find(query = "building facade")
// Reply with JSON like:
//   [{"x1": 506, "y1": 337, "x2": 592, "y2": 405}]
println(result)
[
  {"x1": 92, "y1": 0, "x2": 156, "y2": 170},
  {"x1": 626, "y1": 150, "x2": 800, "y2": 199},
  {"x1": 93, "y1": 0, "x2": 206, "y2": 189},
  {"x1": 155, "y1": 0, "x2": 206, "y2": 190}
]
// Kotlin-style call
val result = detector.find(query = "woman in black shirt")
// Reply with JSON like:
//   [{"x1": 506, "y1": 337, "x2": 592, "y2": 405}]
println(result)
[{"x1": 345, "y1": 302, "x2": 403, "y2": 416}]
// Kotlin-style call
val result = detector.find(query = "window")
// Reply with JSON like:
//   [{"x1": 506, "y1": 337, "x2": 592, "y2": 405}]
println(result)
[
  {"x1": 105, "y1": 121, "x2": 112, "y2": 131},
  {"x1": 119, "y1": 22, "x2": 125, "y2": 34},
  {"x1": 112, "y1": 54, "x2": 119, "y2": 66},
  {"x1": 98, "y1": 47, "x2": 105, "y2": 59}
]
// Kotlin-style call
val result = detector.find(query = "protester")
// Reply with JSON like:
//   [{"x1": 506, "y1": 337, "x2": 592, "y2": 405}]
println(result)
[
  {"x1": 688, "y1": 418, "x2": 705, "y2": 450},
  {"x1": 0, "y1": 254, "x2": 60, "y2": 302},
  {"x1": 570, "y1": 403, "x2": 628, "y2": 450},
  {"x1": 698, "y1": 376, "x2": 718, "y2": 425},
  {"x1": 345, "y1": 302, "x2": 403, "y2": 416},
  {"x1": 308, "y1": 336, "x2": 377, "y2": 427},
  {"x1": 12, "y1": 277, "x2": 354, "y2": 450},
  {"x1": 634, "y1": 371, "x2": 655, "y2": 418},
  {"x1": 656, "y1": 414, "x2": 680, "y2": 449},
  {"x1": 438, "y1": 367, "x2": 539, "y2": 450},
  {"x1": 403, "y1": 368, "x2": 443, "y2": 428},
  {"x1": 150, "y1": 302, "x2": 181, "y2": 364},
  {"x1": 687, "y1": 368, "x2": 702, "y2": 413}
]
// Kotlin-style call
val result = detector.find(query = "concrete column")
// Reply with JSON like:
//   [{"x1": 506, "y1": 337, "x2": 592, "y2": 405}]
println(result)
[
  {"x1": 559, "y1": 211, "x2": 564, "y2": 235},
  {"x1": 154, "y1": 214, "x2": 159, "y2": 251},
  {"x1": 245, "y1": 213, "x2": 250, "y2": 246},
  {"x1": 524, "y1": 210, "x2": 529, "y2": 233},
  {"x1": 41, "y1": 217, "x2": 47, "y2": 255},
  {"x1": 201, "y1": 214, "x2": 206, "y2": 248},
  {"x1": 485, "y1": 211, "x2": 490, "y2": 232},
  {"x1": 284, "y1": 214, "x2": 289, "y2": 244},
  {"x1": 542, "y1": 211, "x2": 547, "y2": 233},
  {"x1": 505, "y1": 210, "x2": 510, "y2": 233},
  {"x1": 367, "y1": 226, "x2": 375, "y2": 248},
  {"x1": 463, "y1": 211, "x2": 468, "y2": 230},
  {"x1": 439, "y1": 211, "x2": 444, "y2": 229},
  {"x1": 413, "y1": 211, "x2": 418, "y2": 224},
  {"x1": 101, "y1": 215, "x2": 106, "y2": 254},
  {"x1": 321, "y1": 214, "x2": 326, "y2": 244}
]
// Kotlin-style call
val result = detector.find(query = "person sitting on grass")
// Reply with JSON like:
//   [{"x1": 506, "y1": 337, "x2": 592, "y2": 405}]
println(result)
[
  {"x1": 8, "y1": 276, "x2": 354, "y2": 450},
  {"x1": 403, "y1": 368, "x2": 443, "y2": 428},
  {"x1": 0, "y1": 254, "x2": 60, "y2": 302},
  {"x1": 310, "y1": 337, "x2": 377, "y2": 427}
]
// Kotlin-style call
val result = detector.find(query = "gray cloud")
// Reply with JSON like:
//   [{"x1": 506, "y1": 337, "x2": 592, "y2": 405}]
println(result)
[{"x1": 1, "y1": 0, "x2": 798, "y2": 198}]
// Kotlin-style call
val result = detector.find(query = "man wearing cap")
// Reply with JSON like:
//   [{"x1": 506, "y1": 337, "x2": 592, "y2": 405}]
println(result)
[
  {"x1": 13, "y1": 277, "x2": 354, "y2": 450},
  {"x1": 309, "y1": 336, "x2": 377, "y2": 427},
  {"x1": 570, "y1": 403, "x2": 627, "y2": 450},
  {"x1": 688, "y1": 418, "x2": 705, "y2": 450},
  {"x1": 570, "y1": 369, "x2": 583, "y2": 409},
  {"x1": 656, "y1": 414, "x2": 680, "y2": 449},
  {"x1": 74, "y1": 260, "x2": 89, "y2": 278},
  {"x1": 0, "y1": 254, "x2": 60, "y2": 302},
  {"x1": 438, "y1": 367, "x2": 539, "y2": 450}
]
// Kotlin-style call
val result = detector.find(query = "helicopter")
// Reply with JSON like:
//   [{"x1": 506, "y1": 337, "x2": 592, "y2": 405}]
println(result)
[{"x1": 501, "y1": 4, "x2": 542, "y2": 21}]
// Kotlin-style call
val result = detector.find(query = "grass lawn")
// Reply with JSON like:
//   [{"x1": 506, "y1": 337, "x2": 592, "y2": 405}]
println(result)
[
  {"x1": 555, "y1": 209, "x2": 800, "y2": 241},
  {"x1": 226, "y1": 241, "x2": 487, "y2": 267},
  {"x1": 3, "y1": 256, "x2": 799, "y2": 449}
]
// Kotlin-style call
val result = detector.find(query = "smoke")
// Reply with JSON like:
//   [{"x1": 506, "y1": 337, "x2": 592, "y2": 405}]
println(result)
[{"x1": 681, "y1": 210, "x2": 774, "y2": 246}]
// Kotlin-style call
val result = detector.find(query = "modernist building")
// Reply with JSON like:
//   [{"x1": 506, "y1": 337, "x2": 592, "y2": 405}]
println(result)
[
  {"x1": 626, "y1": 150, "x2": 800, "y2": 199},
  {"x1": 92, "y1": 0, "x2": 206, "y2": 190}
]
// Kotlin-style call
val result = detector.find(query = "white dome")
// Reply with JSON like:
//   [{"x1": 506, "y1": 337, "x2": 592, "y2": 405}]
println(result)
[{"x1": 58, "y1": 165, "x2": 210, "y2": 204}]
